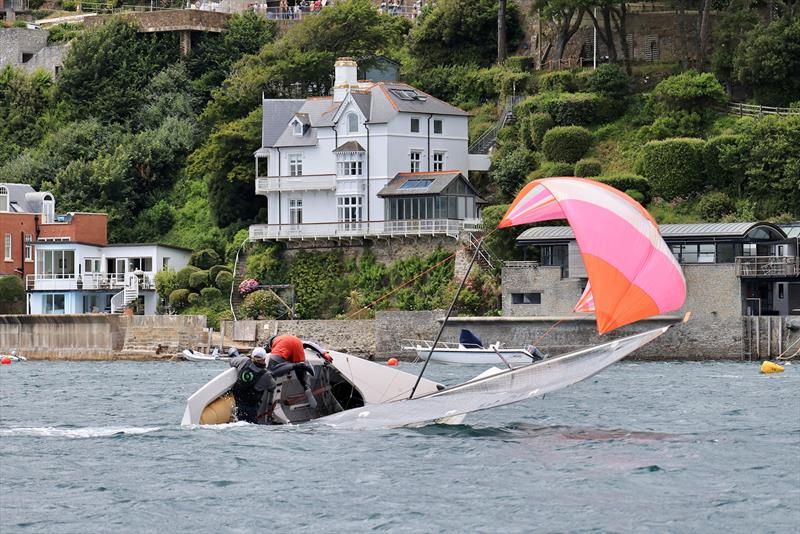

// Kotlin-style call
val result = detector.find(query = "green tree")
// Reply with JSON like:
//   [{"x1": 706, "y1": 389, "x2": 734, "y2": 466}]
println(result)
[
  {"x1": 734, "y1": 18, "x2": 800, "y2": 106},
  {"x1": 490, "y1": 148, "x2": 538, "y2": 200},
  {"x1": 0, "y1": 276, "x2": 25, "y2": 314},
  {"x1": 407, "y1": 0, "x2": 523, "y2": 69},
  {"x1": 55, "y1": 17, "x2": 178, "y2": 125},
  {"x1": 0, "y1": 66, "x2": 54, "y2": 164}
]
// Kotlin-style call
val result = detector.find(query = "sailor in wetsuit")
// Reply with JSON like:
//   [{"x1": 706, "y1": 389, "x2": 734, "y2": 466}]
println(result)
[{"x1": 229, "y1": 347, "x2": 271, "y2": 423}]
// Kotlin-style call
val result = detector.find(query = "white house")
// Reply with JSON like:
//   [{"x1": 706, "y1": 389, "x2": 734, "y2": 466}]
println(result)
[
  {"x1": 250, "y1": 57, "x2": 491, "y2": 241},
  {"x1": 27, "y1": 242, "x2": 192, "y2": 315}
]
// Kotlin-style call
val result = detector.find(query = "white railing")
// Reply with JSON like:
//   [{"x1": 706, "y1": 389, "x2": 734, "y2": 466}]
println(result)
[
  {"x1": 735, "y1": 256, "x2": 799, "y2": 277},
  {"x1": 26, "y1": 272, "x2": 156, "y2": 291},
  {"x1": 255, "y1": 174, "x2": 337, "y2": 194},
  {"x1": 249, "y1": 218, "x2": 482, "y2": 241}
]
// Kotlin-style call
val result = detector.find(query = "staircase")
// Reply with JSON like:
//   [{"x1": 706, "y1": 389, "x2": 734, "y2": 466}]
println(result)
[
  {"x1": 230, "y1": 240, "x2": 251, "y2": 320},
  {"x1": 465, "y1": 231, "x2": 500, "y2": 271},
  {"x1": 110, "y1": 273, "x2": 140, "y2": 313},
  {"x1": 468, "y1": 96, "x2": 524, "y2": 155}
]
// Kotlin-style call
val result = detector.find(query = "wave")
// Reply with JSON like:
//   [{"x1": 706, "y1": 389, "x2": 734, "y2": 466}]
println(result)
[{"x1": 0, "y1": 426, "x2": 162, "y2": 438}]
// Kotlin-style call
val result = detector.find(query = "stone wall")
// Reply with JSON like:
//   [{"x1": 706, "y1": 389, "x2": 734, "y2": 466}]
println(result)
[
  {"x1": 0, "y1": 314, "x2": 207, "y2": 360},
  {"x1": 502, "y1": 264, "x2": 584, "y2": 317},
  {"x1": 0, "y1": 27, "x2": 48, "y2": 67},
  {"x1": 24, "y1": 42, "x2": 67, "y2": 76},
  {"x1": 84, "y1": 9, "x2": 229, "y2": 32}
]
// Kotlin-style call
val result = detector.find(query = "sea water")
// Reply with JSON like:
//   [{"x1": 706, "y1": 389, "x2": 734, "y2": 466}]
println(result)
[{"x1": 0, "y1": 361, "x2": 798, "y2": 533}]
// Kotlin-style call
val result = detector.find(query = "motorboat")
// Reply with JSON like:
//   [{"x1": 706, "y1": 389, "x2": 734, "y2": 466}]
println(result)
[
  {"x1": 182, "y1": 348, "x2": 232, "y2": 362},
  {"x1": 1, "y1": 352, "x2": 27, "y2": 362},
  {"x1": 402, "y1": 329, "x2": 545, "y2": 365}
]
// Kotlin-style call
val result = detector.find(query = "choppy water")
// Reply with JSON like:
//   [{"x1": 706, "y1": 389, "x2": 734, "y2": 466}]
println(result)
[{"x1": 1, "y1": 360, "x2": 798, "y2": 533}]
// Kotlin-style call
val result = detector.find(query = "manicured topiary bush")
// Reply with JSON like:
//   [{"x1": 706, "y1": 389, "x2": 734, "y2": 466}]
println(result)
[
  {"x1": 574, "y1": 158, "x2": 602, "y2": 177},
  {"x1": 586, "y1": 64, "x2": 631, "y2": 99},
  {"x1": 208, "y1": 264, "x2": 231, "y2": 281},
  {"x1": 190, "y1": 248, "x2": 221, "y2": 270},
  {"x1": 541, "y1": 162, "x2": 575, "y2": 177},
  {"x1": 594, "y1": 174, "x2": 651, "y2": 203},
  {"x1": 154, "y1": 269, "x2": 177, "y2": 300},
  {"x1": 215, "y1": 270, "x2": 234, "y2": 292},
  {"x1": 187, "y1": 292, "x2": 200, "y2": 304},
  {"x1": 175, "y1": 265, "x2": 200, "y2": 290},
  {"x1": 188, "y1": 270, "x2": 209, "y2": 290},
  {"x1": 241, "y1": 289, "x2": 283, "y2": 320},
  {"x1": 542, "y1": 126, "x2": 592, "y2": 163},
  {"x1": 504, "y1": 55, "x2": 534, "y2": 72},
  {"x1": 652, "y1": 70, "x2": 727, "y2": 113},
  {"x1": 637, "y1": 138, "x2": 706, "y2": 200},
  {"x1": 528, "y1": 92, "x2": 604, "y2": 125},
  {"x1": 200, "y1": 287, "x2": 223, "y2": 301},
  {"x1": 697, "y1": 191, "x2": 736, "y2": 220},
  {"x1": 169, "y1": 288, "x2": 190, "y2": 309},
  {"x1": 539, "y1": 70, "x2": 577, "y2": 93},
  {"x1": 527, "y1": 112, "x2": 554, "y2": 146}
]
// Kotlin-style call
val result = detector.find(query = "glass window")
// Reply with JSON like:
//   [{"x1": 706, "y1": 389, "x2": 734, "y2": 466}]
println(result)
[
  {"x1": 289, "y1": 199, "x2": 303, "y2": 225},
  {"x1": 716, "y1": 243, "x2": 735, "y2": 263},
  {"x1": 292, "y1": 121, "x2": 303, "y2": 136},
  {"x1": 337, "y1": 196, "x2": 363, "y2": 227},
  {"x1": 0, "y1": 186, "x2": 8, "y2": 212},
  {"x1": 336, "y1": 152, "x2": 364, "y2": 176},
  {"x1": 347, "y1": 113, "x2": 358, "y2": 133},
  {"x1": 742, "y1": 243, "x2": 757, "y2": 256},
  {"x1": 288, "y1": 154, "x2": 303, "y2": 176},
  {"x1": 84, "y1": 258, "x2": 101, "y2": 273},
  {"x1": 162, "y1": 257, "x2": 170, "y2": 271},
  {"x1": 128, "y1": 257, "x2": 153, "y2": 272},
  {"x1": 698, "y1": 244, "x2": 716, "y2": 263},
  {"x1": 410, "y1": 117, "x2": 420, "y2": 133},
  {"x1": 512, "y1": 292, "x2": 541, "y2": 304},
  {"x1": 24, "y1": 235, "x2": 32, "y2": 261},
  {"x1": 42, "y1": 195, "x2": 54, "y2": 224},
  {"x1": 45, "y1": 294, "x2": 65, "y2": 314},
  {"x1": 4, "y1": 233, "x2": 10, "y2": 260},
  {"x1": 399, "y1": 179, "x2": 433, "y2": 189},
  {"x1": 433, "y1": 119, "x2": 443, "y2": 134},
  {"x1": 433, "y1": 152, "x2": 444, "y2": 172},
  {"x1": 410, "y1": 151, "x2": 421, "y2": 173}
]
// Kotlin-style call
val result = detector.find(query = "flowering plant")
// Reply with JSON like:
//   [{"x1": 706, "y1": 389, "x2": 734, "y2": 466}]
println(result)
[{"x1": 238, "y1": 278, "x2": 260, "y2": 296}]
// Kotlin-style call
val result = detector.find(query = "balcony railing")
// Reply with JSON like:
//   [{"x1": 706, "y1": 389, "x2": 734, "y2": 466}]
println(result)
[
  {"x1": 249, "y1": 218, "x2": 482, "y2": 241},
  {"x1": 26, "y1": 272, "x2": 156, "y2": 291},
  {"x1": 735, "y1": 256, "x2": 799, "y2": 277},
  {"x1": 255, "y1": 174, "x2": 336, "y2": 194}
]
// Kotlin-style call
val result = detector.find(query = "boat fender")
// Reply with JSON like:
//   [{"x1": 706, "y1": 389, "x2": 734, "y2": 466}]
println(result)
[
  {"x1": 1, "y1": 357, "x2": 11, "y2": 365},
  {"x1": 760, "y1": 361, "x2": 784, "y2": 374}
]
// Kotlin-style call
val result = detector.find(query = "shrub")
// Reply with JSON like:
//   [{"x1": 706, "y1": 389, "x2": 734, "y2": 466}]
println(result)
[
  {"x1": 542, "y1": 126, "x2": 592, "y2": 163},
  {"x1": 637, "y1": 138, "x2": 706, "y2": 200},
  {"x1": 504, "y1": 55, "x2": 534, "y2": 72},
  {"x1": 169, "y1": 288, "x2": 190, "y2": 309},
  {"x1": 574, "y1": 158, "x2": 602, "y2": 177},
  {"x1": 594, "y1": 174, "x2": 651, "y2": 203},
  {"x1": 215, "y1": 270, "x2": 234, "y2": 292},
  {"x1": 208, "y1": 264, "x2": 230, "y2": 281},
  {"x1": 62, "y1": 0, "x2": 77, "y2": 10},
  {"x1": 704, "y1": 134, "x2": 747, "y2": 193},
  {"x1": 241, "y1": 289, "x2": 283, "y2": 320},
  {"x1": 200, "y1": 287, "x2": 223, "y2": 301},
  {"x1": 527, "y1": 112, "x2": 554, "y2": 147},
  {"x1": 187, "y1": 292, "x2": 200, "y2": 304},
  {"x1": 526, "y1": 92, "x2": 606, "y2": 125},
  {"x1": 539, "y1": 71, "x2": 577, "y2": 92},
  {"x1": 639, "y1": 110, "x2": 706, "y2": 141},
  {"x1": 191, "y1": 248, "x2": 221, "y2": 270},
  {"x1": 586, "y1": 64, "x2": 630, "y2": 99},
  {"x1": 540, "y1": 162, "x2": 575, "y2": 177},
  {"x1": 0, "y1": 275, "x2": 25, "y2": 314},
  {"x1": 175, "y1": 265, "x2": 200, "y2": 289},
  {"x1": 238, "y1": 278, "x2": 260, "y2": 296},
  {"x1": 626, "y1": 189, "x2": 646, "y2": 203},
  {"x1": 154, "y1": 269, "x2": 178, "y2": 300},
  {"x1": 697, "y1": 191, "x2": 736, "y2": 221},
  {"x1": 490, "y1": 148, "x2": 538, "y2": 199},
  {"x1": 652, "y1": 70, "x2": 727, "y2": 113},
  {"x1": 188, "y1": 270, "x2": 209, "y2": 290}
]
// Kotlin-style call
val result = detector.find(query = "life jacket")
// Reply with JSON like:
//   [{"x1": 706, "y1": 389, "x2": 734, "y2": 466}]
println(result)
[{"x1": 231, "y1": 363, "x2": 267, "y2": 408}]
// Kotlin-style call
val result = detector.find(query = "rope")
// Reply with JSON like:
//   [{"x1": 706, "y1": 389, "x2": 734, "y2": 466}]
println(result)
[
  {"x1": 777, "y1": 334, "x2": 800, "y2": 361},
  {"x1": 531, "y1": 318, "x2": 566, "y2": 347}
]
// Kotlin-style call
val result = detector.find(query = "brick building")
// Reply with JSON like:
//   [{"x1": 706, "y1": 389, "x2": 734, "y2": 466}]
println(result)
[{"x1": 0, "y1": 183, "x2": 108, "y2": 279}]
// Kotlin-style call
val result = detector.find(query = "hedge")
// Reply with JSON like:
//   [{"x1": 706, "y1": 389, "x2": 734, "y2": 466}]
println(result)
[
  {"x1": 208, "y1": 264, "x2": 231, "y2": 281},
  {"x1": 527, "y1": 112, "x2": 554, "y2": 146},
  {"x1": 504, "y1": 55, "x2": 534, "y2": 72},
  {"x1": 191, "y1": 248, "x2": 221, "y2": 270},
  {"x1": 697, "y1": 191, "x2": 735, "y2": 220},
  {"x1": 703, "y1": 134, "x2": 746, "y2": 191},
  {"x1": 652, "y1": 70, "x2": 727, "y2": 113},
  {"x1": 574, "y1": 158, "x2": 602, "y2": 177},
  {"x1": 594, "y1": 174, "x2": 651, "y2": 203},
  {"x1": 541, "y1": 162, "x2": 575, "y2": 177},
  {"x1": 524, "y1": 92, "x2": 610, "y2": 125},
  {"x1": 215, "y1": 270, "x2": 234, "y2": 291},
  {"x1": 637, "y1": 138, "x2": 706, "y2": 200},
  {"x1": 187, "y1": 292, "x2": 200, "y2": 305},
  {"x1": 175, "y1": 265, "x2": 200, "y2": 290},
  {"x1": 169, "y1": 288, "x2": 190, "y2": 308},
  {"x1": 586, "y1": 64, "x2": 631, "y2": 99},
  {"x1": 542, "y1": 126, "x2": 592, "y2": 163},
  {"x1": 539, "y1": 71, "x2": 577, "y2": 93},
  {"x1": 188, "y1": 270, "x2": 209, "y2": 290},
  {"x1": 200, "y1": 287, "x2": 223, "y2": 301}
]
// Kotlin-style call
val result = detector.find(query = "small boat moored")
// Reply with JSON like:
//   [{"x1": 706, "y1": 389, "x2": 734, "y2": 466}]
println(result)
[{"x1": 402, "y1": 329, "x2": 545, "y2": 365}]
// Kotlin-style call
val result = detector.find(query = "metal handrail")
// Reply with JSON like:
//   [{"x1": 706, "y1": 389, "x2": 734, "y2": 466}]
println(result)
[{"x1": 735, "y1": 256, "x2": 799, "y2": 277}]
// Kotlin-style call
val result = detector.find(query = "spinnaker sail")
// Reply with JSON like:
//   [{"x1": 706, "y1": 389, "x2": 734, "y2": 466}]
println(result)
[
  {"x1": 319, "y1": 326, "x2": 671, "y2": 430},
  {"x1": 499, "y1": 177, "x2": 686, "y2": 333}
]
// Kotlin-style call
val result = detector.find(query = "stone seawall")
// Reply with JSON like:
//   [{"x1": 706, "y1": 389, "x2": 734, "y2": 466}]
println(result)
[{"x1": 0, "y1": 315, "x2": 207, "y2": 360}]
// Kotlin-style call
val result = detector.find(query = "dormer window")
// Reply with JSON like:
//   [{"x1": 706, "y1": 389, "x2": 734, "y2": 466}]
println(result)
[
  {"x1": 0, "y1": 186, "x2": 8, "y2": 212},
  {"x1": 347, "y1": 112, "x2": 358, "y2": 134},
  {"x1": 292, "y1": 120, "x2": 303, "y2": 137},
  {"x1": 42, "y1": 194, "x2": 54, "y2": 224}
]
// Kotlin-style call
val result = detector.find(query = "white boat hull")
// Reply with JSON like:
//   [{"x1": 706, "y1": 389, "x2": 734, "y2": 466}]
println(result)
[
  {"x1": 414, "y1": 348, "x2": 534, "y2": 365},
  {"x1": 1, "y1": 353, "x2": 27, "y2": 362},
  {"x1": 182, "y1": 349, "x2": 231, "y2": 362}
]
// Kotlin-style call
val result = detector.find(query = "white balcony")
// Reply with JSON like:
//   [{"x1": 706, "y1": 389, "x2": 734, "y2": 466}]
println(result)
[
  {"x1": 255, "y1": 174, "x2": 336, "y2": 194},
  {"x1": 249, "y1": 218, "x2": 483, "y2": 241},
  {"x1": 26, "y1": 273, "x2": 156, "y2": 291}
]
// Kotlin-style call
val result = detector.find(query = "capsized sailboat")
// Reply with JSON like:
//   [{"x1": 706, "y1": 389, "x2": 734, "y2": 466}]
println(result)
[{"x1": 182, "y1": 177, "x2": 687, "y2": 429}]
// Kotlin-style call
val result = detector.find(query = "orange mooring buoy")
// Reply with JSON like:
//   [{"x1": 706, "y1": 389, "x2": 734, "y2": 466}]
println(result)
[
  {"x1": 387, "y1": 357, "x2": 399, "y2": 366},
  {"x1": 1, "y1": 357, "x2": 12, "y2": 365}
]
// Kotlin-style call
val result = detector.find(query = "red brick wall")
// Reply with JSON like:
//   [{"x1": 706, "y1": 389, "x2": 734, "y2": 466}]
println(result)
[
  {"x1": 39, "y1": 213, "x2": 108, "y2": 246},
  {"x1": 0, "y1": 213, "x2": 36, "y2": 278}
]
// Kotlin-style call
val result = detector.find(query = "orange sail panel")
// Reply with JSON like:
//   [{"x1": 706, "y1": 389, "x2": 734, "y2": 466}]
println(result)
[{"x1": 499, "y1": 177, "x2": 686, "y2": 334}]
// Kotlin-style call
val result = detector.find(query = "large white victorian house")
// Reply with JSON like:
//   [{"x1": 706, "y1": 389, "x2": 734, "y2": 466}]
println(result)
[{"x1": 250, "y1": 57, "x2": 491, "y2": 241}]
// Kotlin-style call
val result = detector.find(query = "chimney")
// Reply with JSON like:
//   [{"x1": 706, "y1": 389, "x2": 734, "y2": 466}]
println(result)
[{"x1": 333, "y1": 57, "x2": 358, "y2": 102}]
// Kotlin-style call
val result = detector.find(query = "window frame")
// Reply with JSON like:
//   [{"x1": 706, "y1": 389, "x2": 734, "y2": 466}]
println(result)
[
  {"x1": 432, "y1": 151, "x2": 445, "y2": 172},
  {"x1": 0, "y1": 186, "x2": 8, "y2": 212},
  {"x1": 433, "y1": 119, "x2": 443, "y2": 135},
  {"x1": 3, "y1": 233, "x2": 11, "y2": 261},
  {"x1": 409, "y1": 150, "x2": 422, "y2": 173},
  {"x1": 410, "y1": 117, "x2": 420, "y2": 133},
  {"x1": 24, "y1": 234, "x2": 33, "y2": 262},
  {"x1": 288, "y1": 154, "x2": 303, "y2": 177},
  {"x1": 347, "y1": 112, "x2": 359, "y2": 134},
  {"x1": 289, "y1": 198, "x2": 303, "y2": 225},
  {"x1": 511, "y1": 292, "x2": 542, "y2": 305}
]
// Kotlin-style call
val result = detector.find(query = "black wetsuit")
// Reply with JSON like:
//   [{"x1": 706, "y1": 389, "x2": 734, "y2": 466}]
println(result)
[{"x1": 229, "y1": 356, "x2": 272, "y2": 423}]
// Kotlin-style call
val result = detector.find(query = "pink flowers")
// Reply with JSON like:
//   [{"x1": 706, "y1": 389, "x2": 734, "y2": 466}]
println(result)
[{"x1": 238, "y1": 278, "x2": 260, "y2": 296}]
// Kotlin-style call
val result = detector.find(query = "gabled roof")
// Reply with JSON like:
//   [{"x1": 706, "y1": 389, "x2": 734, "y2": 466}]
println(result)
[
  {"x1": 333, "y1": 141, "x2": 365, "y2": 153},
  {"x1": 377, "y1": 82, "x2": 470, "y2": 117},
  {"x1": 293, "y1": 112, "x2": 310, "y2": 125},
  {"x1": 261, "y1": 99, "x2": 304, "y2": 148},
  {"x1": 516, "y1": 222, "x2": 789, "y2": 244},
  {"x1": 0, "y1": 183, "x2": 53, "y2": 213},
  {"x1": 377, "y1": 171, "x2": 486, "y2": 203}
]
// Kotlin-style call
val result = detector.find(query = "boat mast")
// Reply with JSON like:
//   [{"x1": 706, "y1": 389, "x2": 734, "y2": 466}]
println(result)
[{"x1": 408, "y1": 237, "x2": 485, "y2": 399}]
